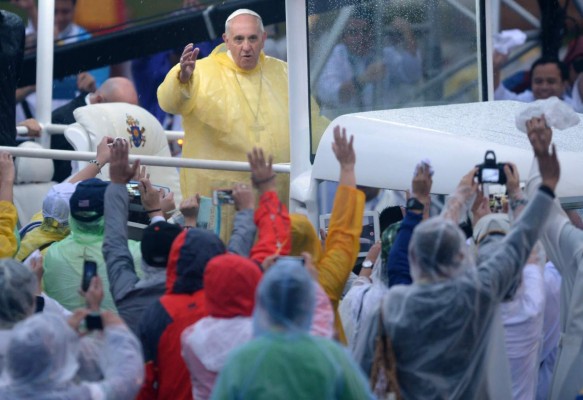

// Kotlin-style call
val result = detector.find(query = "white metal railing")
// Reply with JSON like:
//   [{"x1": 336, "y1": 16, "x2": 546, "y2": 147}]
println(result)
[
  {"x1": 0, "y1": 146, "x2": 290, "y2": 173},
  {"x1": 17, "y1": 124, "x2": 185, "y2": 140}
]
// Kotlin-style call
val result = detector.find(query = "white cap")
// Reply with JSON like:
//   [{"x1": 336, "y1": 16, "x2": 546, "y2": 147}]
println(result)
[
  {"x1": 42, "y1": 182, "x2": 78, "y2": 224},
  {"x1": 226, "y1": 8, "x2": 261, "y2": 23}
]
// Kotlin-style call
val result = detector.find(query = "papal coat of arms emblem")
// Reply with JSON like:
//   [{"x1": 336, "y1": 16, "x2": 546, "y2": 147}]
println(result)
[{"x1": 126, "y1": 114, "x2": 146, "y2": 148}]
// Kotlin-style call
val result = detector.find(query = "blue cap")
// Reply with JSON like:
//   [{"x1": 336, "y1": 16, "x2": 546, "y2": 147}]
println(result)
[{"x1": 69, "y1": 178, "x2": 108, "y2": 222}]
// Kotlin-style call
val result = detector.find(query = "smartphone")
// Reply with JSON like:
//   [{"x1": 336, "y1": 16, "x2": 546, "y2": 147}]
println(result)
[
  {"x1": 126, "y1": 181, "x2": 171, "y2": 225},
  {"x1": 277, "y1": 256, "x2": 305, "y2": 266},
  {"x1": 85, "y1": 314, "x2": 103, "y2": 331},
  {"x1": 81, "y1": 260, "x2": 98, "y2": 292},
  {"x1": 126, "y1": 181, "x2": 170, "y2": 202},
  {"x1": 212, "y1": 189, "x2": 234, "y2": 206}
]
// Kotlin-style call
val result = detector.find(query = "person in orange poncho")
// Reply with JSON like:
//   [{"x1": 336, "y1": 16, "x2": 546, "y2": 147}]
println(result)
[{"x1": 289, "y1": 126, "x2": 365, "y2": 344}]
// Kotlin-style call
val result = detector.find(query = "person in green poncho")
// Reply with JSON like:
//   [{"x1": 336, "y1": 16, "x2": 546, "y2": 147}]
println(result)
[{"x1": 210, "y1": 258, "x2": 374, "y2": 400}]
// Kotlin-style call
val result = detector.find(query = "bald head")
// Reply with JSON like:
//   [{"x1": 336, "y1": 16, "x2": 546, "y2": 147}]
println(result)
[{"x1": 92, "y1": 77, "x2": 138, "y2": 105}]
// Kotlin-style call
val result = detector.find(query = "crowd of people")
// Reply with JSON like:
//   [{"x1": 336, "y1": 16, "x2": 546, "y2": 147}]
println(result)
[{"x1": 1, "y1": 2, "x2": 583, "y2": 400}]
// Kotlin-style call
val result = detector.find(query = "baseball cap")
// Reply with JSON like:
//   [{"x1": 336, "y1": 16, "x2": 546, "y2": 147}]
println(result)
[
  {"x1": 42, "y1": 182, "x2": 77, "y2": 225},
  {"x1": 141, "y1": 221, "x2": 183, "y2": 268},
  {"x1": 69, "y1": 178, "x2": 108, "y2": 222}
]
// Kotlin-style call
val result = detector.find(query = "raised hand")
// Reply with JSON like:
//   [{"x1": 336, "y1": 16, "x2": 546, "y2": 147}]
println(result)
[
  {"x1": 82, "y1": 276, "x2": 104, "y2": 313},
  {"x1": 504, "y1": 162, "x2": 520, "y2": 198},
  {"x1": 179, "y1": 43, "x2": 200, "y2": 84},
  {"x1": 471, "y1": 190, "x2": 490, "y2": 227},
  {"x1": 0, "y1": 152, "x2": 15, "y2": 185},
  {"x1": 109, "y1": 138, "x2": 140, "y2": 184},
  {"x1": 411, "y1": 162, "x2": 432, "y2": 205},
  {"x1": 526, "y1": 116, "x2": 552, "y2": 157},
  {"x1": 248, "y1": 147, "x2": 275, "y2": 193},
  {"x1": 138, "y1": 177, "x2": 161, "y2": 212},
  {"x1": 232, "y1": 183, "x2": 254, "y2": 211},
  {"x1": 331, "y1": 125, "x2": 355, "y2": 168},
  {"x1": 526, "y1": 116, "x2": 560, "y2": 191},
  {"x1": 180, "y1": 194, "x2": 200, "y2": 227},
  {"x1": 96, "y1": 136, "x2": 114, "y2": 166}
]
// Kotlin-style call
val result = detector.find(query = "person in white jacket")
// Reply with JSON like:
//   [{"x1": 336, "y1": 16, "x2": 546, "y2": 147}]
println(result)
[{"x1": 524, "y1": 115, "x2": 583, "y2": 400}]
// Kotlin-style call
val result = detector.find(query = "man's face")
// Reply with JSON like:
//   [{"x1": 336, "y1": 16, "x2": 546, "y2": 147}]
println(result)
[
  {"x1": 55, "y1": 0, "x2": 75, "y2": 34},
  {"x1": 531, "y1": 63, "x2": 566, "y2": 100},
  {"x1": 343, "y1": 19, "x2": 373, "y2": 56},
  {"x1": 223, "y1": 14, "x2": 266, "y2": 71}
]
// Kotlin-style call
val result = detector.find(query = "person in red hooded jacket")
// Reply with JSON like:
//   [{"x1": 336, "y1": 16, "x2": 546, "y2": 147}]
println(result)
[
  {"x1": 136, "y1": 228, "x2": 226, "y2": 400},
  {"x1": 181, "y1": 253, "x2": 262, "y2": 400}
]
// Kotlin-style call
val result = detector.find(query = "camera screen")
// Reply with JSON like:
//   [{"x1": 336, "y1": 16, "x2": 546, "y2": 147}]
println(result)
[
  {"x1": 213, "y1": 189, "x2": 234, "y2": 206},
  {"x1": 481, "y1": 168, "x2": 499, "y2": 183}
]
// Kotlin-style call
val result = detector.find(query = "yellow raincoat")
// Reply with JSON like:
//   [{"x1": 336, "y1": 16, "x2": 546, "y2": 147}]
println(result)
[
  {"x1": 0, "y1": 201, "x2": 18, "y2": 258},
  {"x1": 16, "y1": 212, "x2": 70, "y2": 262},
  {"x1": 290, "y1": 185, "x2": 365, "y2": 344},
  {"x1": 158, "y1": 44, "x2": 291, "y2": 199}
]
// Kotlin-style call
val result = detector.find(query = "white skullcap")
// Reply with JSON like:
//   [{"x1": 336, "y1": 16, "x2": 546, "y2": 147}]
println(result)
[{"x1": 226, "y1": 8, "x2": 261, "y2": 23}]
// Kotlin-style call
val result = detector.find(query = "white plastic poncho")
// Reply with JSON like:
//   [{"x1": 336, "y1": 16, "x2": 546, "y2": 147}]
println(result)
[
  {"x1": 353, "y1": 187, "x2": 554, "y2": 399},
  {"x1": 0, "y1": 312, "x2": 144, "y2": 400}
]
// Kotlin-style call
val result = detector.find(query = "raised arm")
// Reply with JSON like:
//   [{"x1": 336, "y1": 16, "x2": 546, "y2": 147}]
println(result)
[
  {"x1": 524, "y1": 116, "x2": 583, "y2": 284},
  {"x1": 248, "y1": 147, "x2": 291, "y2": 264},
  {"x1": 478, "y1": 117, "x2": 560, "y2": 300},
  {"x1": 0, "y1": 152, "x2": 17, "y2": 258},
  {"x1": 157, "y1": 44, "x2": 200, "y2": 115},
  {"x1": 91, "y1": 312, "x2": 145, "y2": 400},
  {"x1": 441, "y1": 167, "x2": 478, "y2": 223},
  {"x1": 504, "y1": 162, "x2": 527, "y2": 220},
  {"x1": 317, "y1": 127, "x2": 364, "y2": 302},
  {"x1": 103, "y1": 139, "x2": 141, "y2": 302},
  {"x1": 227, "y1": 183, "x2": 257, "y2": 256},
  {"x1": 69, "y1": 137, "x2": 113, "y2": 184},
  {"x1": 387, "y1": 162, "x2": 432, "y2": 287}
]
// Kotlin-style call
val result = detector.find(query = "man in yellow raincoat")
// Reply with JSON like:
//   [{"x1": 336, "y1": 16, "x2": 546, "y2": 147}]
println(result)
[{"x1": 158, "y1": 9, "x2": 294, "y2": 205}]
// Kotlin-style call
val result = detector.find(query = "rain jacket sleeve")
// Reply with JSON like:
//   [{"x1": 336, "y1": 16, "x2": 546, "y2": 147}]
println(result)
[
  {"x1": 386, "y1": 211, "x2": 422, "y2": 287},
  {"x1": 318, "y1": 185, "x2": 365, "y2": 343},
  {"x1": 103, "y1": 184, "x2": 139, "y2": 302},
  {"x1": 0, "y1": 200, "x2": 18, "y2": 258},
  {"x1": 525, "y1": 159, "x2": 583, "y2": 400},
  {"x1": 85, "y1": 325, "x2": 145, "y2": 400},
  {"x1": 157, "y1": 63, "x2": 197, "y2": 117},
  {"x1": 477, "y1": 187, "x2": 554, "y2": 301},
  {"x1": 227, "y1": 208, "x2": 256, "y2": 257},
  {"x1": 250, "y1": 191, "x2": 291, "y2": 264}
]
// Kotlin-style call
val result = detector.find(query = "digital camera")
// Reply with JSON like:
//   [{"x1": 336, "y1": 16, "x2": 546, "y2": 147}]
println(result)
[{"x1": 475, "y1": 150, "x2": 508, "y2": 184}]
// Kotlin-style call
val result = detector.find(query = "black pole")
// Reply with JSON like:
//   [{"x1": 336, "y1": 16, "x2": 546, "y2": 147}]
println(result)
[{"x1": 537, "y1": 0, "x2": 565, "y2": 58}]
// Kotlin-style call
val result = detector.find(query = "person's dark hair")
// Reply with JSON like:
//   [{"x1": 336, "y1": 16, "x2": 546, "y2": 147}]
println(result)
[
  {"x1": 530, "y1": 57, "x2": 569, "y2": 82},
  {"x1": 379, "y1": 206, "x2": 403, "y2": 233}
]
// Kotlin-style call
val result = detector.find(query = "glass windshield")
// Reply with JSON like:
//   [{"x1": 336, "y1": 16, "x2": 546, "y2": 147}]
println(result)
[{"x1": 307, "y1": 0, "x2": 482, "y2": 150}]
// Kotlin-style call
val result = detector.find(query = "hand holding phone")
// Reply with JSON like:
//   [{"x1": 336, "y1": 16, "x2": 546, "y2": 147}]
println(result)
[
  {"x1": 81, "y1": 266, "x2": 103, "y2": 313},
  {"x1": 213, "y1": 189, "x2": 235, "y2": 206},
  {"x1": 81, "y1": 260, "x2": 97, "y2": 292}
]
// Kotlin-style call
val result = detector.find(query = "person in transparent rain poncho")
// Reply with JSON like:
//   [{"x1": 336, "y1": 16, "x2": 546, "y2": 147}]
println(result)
[
  {"x1": 210, "y1": 259, "x2": 374, "y2": 400},
  {"x1": 0, "y1": 310, "x2": 144, "y2": 400},
  {"x1": 353, "y1": 125, "x2": 560, "y2": 399}
]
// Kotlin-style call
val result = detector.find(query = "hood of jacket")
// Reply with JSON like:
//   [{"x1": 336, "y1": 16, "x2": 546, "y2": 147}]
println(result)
[
  {"x1": 290, "y1": 214, "x2": 322, "y2": 264},
  {"x1": 165, "y1": 229, "x2": 226, "y2": 295},
  {"x1": 204, "y1": 253, "x2": 262, "y2": 318},
  {"x1": 211, "y1": 43, "x2": 266, "y2": 75}
]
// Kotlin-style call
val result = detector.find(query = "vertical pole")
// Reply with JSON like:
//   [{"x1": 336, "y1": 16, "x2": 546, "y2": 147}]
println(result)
[
  {"x1": 36, "y1": 0, "x2": 55, "y2": 149},
  {"x1": 478, "y1": 0, "x2": 494, "y2": 101},
  {"x1": 286, "y1": 1, "x2": 311, "y2": 194}
]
